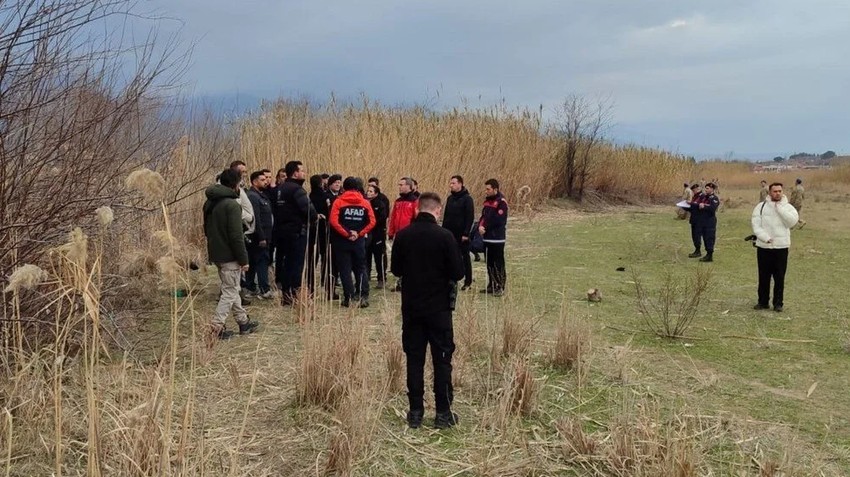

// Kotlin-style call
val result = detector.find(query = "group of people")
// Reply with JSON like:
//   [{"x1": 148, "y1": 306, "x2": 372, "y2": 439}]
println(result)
[
  {"x1": 676, "y1": 177, "x2": 807, "y2": 313},
  {"x1": 202, "y1": 161, "x2": 508, "y2": 427}
]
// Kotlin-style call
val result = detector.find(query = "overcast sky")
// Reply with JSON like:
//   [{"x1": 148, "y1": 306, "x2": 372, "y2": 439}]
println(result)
[{"x1": 146, "y1": 0, "x2": 850, "y2": 159}]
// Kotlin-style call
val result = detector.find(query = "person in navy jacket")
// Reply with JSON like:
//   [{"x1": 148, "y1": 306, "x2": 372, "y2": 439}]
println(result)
[
  {"x1": 477, "y1": 178, "x2": 508, "y2": 296},
  {"x1": 688, "y1": 182, "x2": 721, "y2": 262}
]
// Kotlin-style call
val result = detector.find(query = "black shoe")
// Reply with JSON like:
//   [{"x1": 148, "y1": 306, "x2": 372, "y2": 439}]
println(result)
[
  {"x1": 460, "y1": 283, "x2": 471, "y2": 291},
  {"x1": 699, "y1": 254, "x2": 713, "y2": 262},
  {"x1": 238, "y1": 319, "x2": 259, "y2": 335},
  {"x1": 773, "y1": 305, "x2": 783, "y2": 312},
  {"x1": 492, "y1": 289, "x2": 504, "y2": 297},
  {"x1": 434, "y1": 411, "x2": 459, "y2": 429},
  {"x1": 753, "y1": 303, "x2": 770, "y2": 310},
  {"x1": 375, "y1": 281, "x2": 384, "y2": 289},
  {"x1": 213, "y1": 325, "x2": 234, "y2": 340},
  {"x1": 341, "y1": 298, "x2": 350, "y2": 307},
  {"x1": 359, "y1": 298, "x2": 369, "y2": 308},
  {"x1": 406, "y1": 409, "x2": 424, "y2": 429},
  {"x1": 473, "y1": 254, "x2": 481, "y2": 262},
  {"x1": 688, "y1": 251, "x2": 702, "y2": 258}
]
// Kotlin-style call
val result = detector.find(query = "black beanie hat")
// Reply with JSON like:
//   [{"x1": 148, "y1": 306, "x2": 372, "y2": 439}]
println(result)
[{"x1": 328, "y1": 174, "x2": 343, "y2": 185}]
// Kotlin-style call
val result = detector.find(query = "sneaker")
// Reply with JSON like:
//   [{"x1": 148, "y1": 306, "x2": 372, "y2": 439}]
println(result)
[
  {"x1": 406, "y1": 409, "x2": 424, "y2": 429},
  {"x1": 753, "y1": 303, "x2": 770, "y2": 310},
  {"x1": 434, "y1": 411, "x2": 459, "y2": 429},
  {"x1": 238, "y1": 319, "x2": 259, "y2": 335},
  {"x1": 773, "y1": 305, "x2": 783, "y2": 313},
  {"x1": 256, "y1": 290, "x2": 274, "y2": 300},
  {"x1": 687, "y1": 251, "x2": 702, "y2": 258}
]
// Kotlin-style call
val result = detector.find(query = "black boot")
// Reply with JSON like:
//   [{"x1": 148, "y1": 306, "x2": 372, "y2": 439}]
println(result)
[
  {"x1": 434, "y1": 410, "x2": 459, "y2": 429},
  {"x1": 238, "y1": 319, "x2": 260, "y2": 335},
  {"x1": 699, "y1": 252, "x2": 713, "y2": 262},
  {"x1": 688, "y1": 250, "x2": 702, "y2": 258}
]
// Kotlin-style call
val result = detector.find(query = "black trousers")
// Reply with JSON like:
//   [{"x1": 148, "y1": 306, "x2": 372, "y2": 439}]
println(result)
[
  {"x1": 757, "y1": 247, "x2": 788, "y2": 307},
  {"x1": 275, "y1": 231, "x2": 308, "y2": 298},
  {"x1": 484, "y1": 242, "x2": 506, "y2": 291},
  {"x1": 366, "y1": 239, "x2": 387, "y2": 283},
  {"x1": 456, "y1": 238, "x2": 473, "y2": 287},
  {"x1": 402, "y1": 316, "x2": 454, "y2": 413},
  {"x1": 333, "y1": 238, "x2": 368, "y2": 300},
  {"x1": 691, "y1": 225, "x2": 716, "y2": 253}
]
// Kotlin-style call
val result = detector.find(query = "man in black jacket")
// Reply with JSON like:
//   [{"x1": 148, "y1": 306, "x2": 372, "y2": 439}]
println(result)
[
  {"x1": 391, "y1": 192, "x2": 465, "y2": 429},
  {"x1": 272, "y1": 160, "x2": 317, "y2": 305},
  {"x1": 245, "y1": 171, "x2": 274, "y2": 299},
  {"x1": 442, "y1": 175, "x2": 475, "y2": 291}
]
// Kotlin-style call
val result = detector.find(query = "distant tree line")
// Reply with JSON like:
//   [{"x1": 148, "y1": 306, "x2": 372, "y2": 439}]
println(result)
[{"x1": 773, "y1": 151, "x2": 837, "y2": 162}]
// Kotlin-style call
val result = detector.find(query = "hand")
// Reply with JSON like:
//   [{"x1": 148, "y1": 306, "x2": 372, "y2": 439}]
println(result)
[
  {"x1": 461, "y1": 235, "x2": 469, "y2": 242},
  {"x1": 478, "y1": 226, "x2": 485, "y2": 235},
  {"x1": 348, "y1": 231, "x2": 359, "y2": 241},
  {"x1": 698, "y1": 203, "x2": 705, "y2": 209},
  {"x1": 259, "y1": 240, "x2": 267, "y2": 248},
  {"x1": 766, "y1": 238, "x2": 773, "y2": 243},
  {"x1": 240, "y1": 264, "x2": 250, "y2": 272}
]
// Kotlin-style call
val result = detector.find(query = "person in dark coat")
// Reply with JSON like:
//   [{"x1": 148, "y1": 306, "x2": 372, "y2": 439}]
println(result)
[
  {"x1": 245, "y1": 171, "x2": 274, "y2": 298},
  {"x1": 328, "y1": 177, "x2": 376, "y2": 307},
  {"x1": 442, "y1": 175, "x2": 475, "y2": 290},
  {"x1": 307, "y1": 174, "x2": 329, "y2": 295},
  {"x1": 203, "y1": 168, "x2": 259, "y2": 339},
  {"x1": 366, "y1": 184, "x2": 389, "y2": 288},
  {"x1": 688, "y1": 182, "x2": 720, "y2": 262},
  {"x1": 391, "y1": 192, "x2": 465, "y2": 429},
  {"x1": 477, "y1": 179, "x2": 508, "y2": 296},
  {"x1": 272, "y1": 161, "x2": 317, "y2": 304}
]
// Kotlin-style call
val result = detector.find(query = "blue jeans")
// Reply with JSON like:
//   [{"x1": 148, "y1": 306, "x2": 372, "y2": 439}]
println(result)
[{"x1": 245, "y1": 243, "x2": 270, "y2": 293}]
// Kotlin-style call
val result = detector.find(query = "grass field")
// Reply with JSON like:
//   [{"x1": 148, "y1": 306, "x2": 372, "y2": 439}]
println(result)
[{"x1": 5, "y1": 186, "x2": 849, "y2": 476}]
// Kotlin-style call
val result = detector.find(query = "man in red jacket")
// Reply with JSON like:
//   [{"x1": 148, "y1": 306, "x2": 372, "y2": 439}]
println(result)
[
  {"x1": 329, "y1": 177, "x2": 376, "y2": 307},
  {"x1": 388, "y1": 177, "x2": 419, "y2": 292}
]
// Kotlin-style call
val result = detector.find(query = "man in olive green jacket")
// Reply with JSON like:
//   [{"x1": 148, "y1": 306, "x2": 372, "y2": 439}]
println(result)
[{"x1": 204, "y1": 168, "x2": 259, "y2": 339}]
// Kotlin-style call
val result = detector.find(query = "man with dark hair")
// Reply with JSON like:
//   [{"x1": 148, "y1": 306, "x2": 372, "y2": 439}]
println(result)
[
  {"x1": 320, "y1": 173, "x2": 330, "y2": 191},
  {"x1": 752, "y1": 182, "x2": 798, "y2": 312},
  {"x1": 759, "y1": 180, "x2": 769, "y2": 202},
  {"x1": 307, "y1": 174, "x2": 330, "y2": 295},
  {"x1": 228, "y1": 160, "x2": 255, "y2": 235},
  {"x1": 366, "y1": 184, "x2": 389, "y2": 288},
  {"x1": 392, "y1": 191, "x2": 464, "y2": 429},
  {"x1": 272, "y1": 160, "x2": 316, "y2": 305},
  {"x1": 329, "y1": 177, "x2": 376, "y2": 307},
  {"x1": 245, "y1": 171, "x2": 274, "y2": 299},
  {"x1": 478, "y1": 179, "x2": 508, "y2": 296},
  {"x1": 789, "y1": 178, "x2": 806, "y2": 229},
  {"x1": 388, "y1": 177, "x2": 419, "y2": 292},
  {"x1": 204, "y1": 168, "x2": 260, "y2": 339},
  {"x1": 688, "y1": 182, "x2": 720, "y2": 262},
  {"x1": 443, "y1": 175, "x2": 475, "y2": 291}
]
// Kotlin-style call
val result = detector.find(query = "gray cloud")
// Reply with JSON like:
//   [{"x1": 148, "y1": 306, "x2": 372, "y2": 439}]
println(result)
[{"x1": 148, "y1": 0, "x2": 850, "y2": 156}]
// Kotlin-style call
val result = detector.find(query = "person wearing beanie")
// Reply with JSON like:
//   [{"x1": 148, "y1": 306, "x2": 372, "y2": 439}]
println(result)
[
  {"x1": 329, "y1": 177, "x2": 376, "y2": 307},
  {"x1": 789, "y1": 178, "x2": 806, "y2": 229}
]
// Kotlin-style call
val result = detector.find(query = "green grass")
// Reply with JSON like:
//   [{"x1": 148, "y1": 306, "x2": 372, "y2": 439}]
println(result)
[{"x1": 10, "y1": 190, "x2": 850, "y2": 476}]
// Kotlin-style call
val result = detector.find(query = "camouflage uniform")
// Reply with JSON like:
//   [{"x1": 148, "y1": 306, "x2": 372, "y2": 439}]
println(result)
[{"x1": 789, "y1": 183, "x2": 806, "y2": 228}]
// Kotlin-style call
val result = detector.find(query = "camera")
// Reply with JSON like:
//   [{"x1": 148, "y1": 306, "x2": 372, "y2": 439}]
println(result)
[{"x1": 743, "y1": 234, "x2": 757, "y2": 247}]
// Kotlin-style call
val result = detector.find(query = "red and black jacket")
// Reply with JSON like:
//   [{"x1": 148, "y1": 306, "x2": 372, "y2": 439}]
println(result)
[
  {"x1": 388, "y1": 192, "x2": 418, "y2": 238},
  {"x1": 479, "y1": 192, "x2": 508, "y2": 242},
  {"x1": 329, "y1": 190, "x2": 376, "y2": 240}
]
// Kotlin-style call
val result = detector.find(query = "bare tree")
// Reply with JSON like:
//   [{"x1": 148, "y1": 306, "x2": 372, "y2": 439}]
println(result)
[
  {"x1": 550, "y1": 94, "x2": 613, "y2": 200},
  {"x1": 0, "y1": 0, "x2": 184, "y2": 281}
]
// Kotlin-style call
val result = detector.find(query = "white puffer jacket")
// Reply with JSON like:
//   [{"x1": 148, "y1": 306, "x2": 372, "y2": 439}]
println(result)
[{"x1": 751, "y1": 197, "x2": 799, "y2": 249}]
